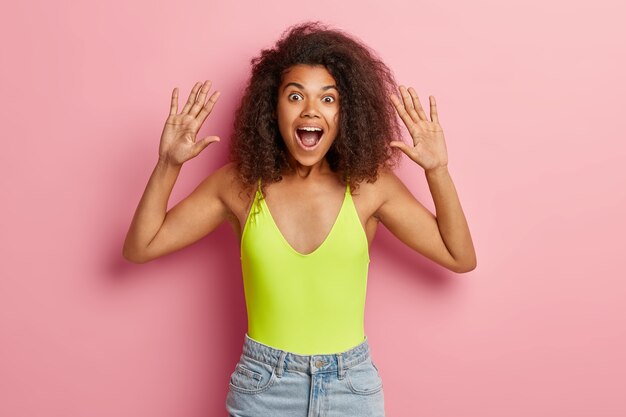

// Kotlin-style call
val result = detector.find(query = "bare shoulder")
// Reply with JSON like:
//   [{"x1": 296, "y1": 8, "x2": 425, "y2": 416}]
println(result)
[
  {"x1": 205, "y1": 162, "x2": 243, "y2": 193},
  {"x1": 195, "y1": 162, "x2": 236, "y2": 198},
  {"x1": 213, "y1": 161, "x2": 239, "y2": 190},
  {"x1": 359, "y1": 166, "x2": 407, "y2": 221},
  {"x1": 212, "y1": 162, "x2": 256, "y2": 221},
  {"x1": 376, "y1": 165, "x2": 406, "y2": 187}
]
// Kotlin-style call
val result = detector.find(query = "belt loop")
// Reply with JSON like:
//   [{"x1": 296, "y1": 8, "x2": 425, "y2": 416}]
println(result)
[
  {"x1": 275, "y1": 351, "x2": 287, "y2": 378},
  {"x1": 336, "y1": 353, "x2": 346, "y2": 380}
]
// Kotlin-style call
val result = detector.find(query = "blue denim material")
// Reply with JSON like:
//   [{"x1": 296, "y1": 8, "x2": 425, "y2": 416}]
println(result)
[{"x1": 226, "y1": 333, "x2": 385, "y2": 417}]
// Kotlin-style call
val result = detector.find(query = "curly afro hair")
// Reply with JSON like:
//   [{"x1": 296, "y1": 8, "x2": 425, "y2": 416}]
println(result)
[{"x1": 228, "y1": 20, "x2": 403, "y2": 196}]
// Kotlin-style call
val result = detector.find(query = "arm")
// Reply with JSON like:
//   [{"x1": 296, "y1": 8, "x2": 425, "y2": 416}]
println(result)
[
  {"x1": 122, "y1": 158, "x2": 181, "y2": 263},
  {"x1": 375, "y1": 167, "x2": 476, "y2": 273},
  {"x1": 381, "y1": 85, "x2": 476, "y2": 273},
  {"x1": 122, "y1": 160, "x2": 231, "y2": 264},
  {"x1": 424, "y1": 166, "x2": 476, "y2": 271},
  {"x1": 122, "y1": 79, "x2": 225, "y2": 263}
]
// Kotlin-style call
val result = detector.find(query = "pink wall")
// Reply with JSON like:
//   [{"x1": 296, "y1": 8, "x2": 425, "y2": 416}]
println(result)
[{"x1": 2, "y1": 0, "x2": 625, "y2": 416}]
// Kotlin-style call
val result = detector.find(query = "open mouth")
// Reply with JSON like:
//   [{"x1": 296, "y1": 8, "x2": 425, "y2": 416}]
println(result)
[{"x1": 295, "y1": 127, "x2": 324, "y2": 150}]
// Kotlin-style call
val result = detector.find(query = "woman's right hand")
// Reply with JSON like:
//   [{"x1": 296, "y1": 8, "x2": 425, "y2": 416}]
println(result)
[{"x1": 158, "y1": 80, "x2": 221, "y2": 166}]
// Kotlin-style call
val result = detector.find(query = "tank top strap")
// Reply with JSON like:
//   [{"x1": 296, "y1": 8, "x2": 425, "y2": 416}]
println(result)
[
  {"x1": 246, "y1": 178, "x2": 263, "y2": 222},
  {"x1": 256, "y1": 178, "x2": 263, "y2": 197}
]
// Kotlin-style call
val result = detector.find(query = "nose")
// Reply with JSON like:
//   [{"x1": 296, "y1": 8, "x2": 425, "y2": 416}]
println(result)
[{"x1": 301, "y1": 100, "x2": 320, "y2": 118}]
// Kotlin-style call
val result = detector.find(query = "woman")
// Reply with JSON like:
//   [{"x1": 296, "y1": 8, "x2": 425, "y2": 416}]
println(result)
[{"x1": 123, "y1": 21, "x2": 476, "y2": 417}]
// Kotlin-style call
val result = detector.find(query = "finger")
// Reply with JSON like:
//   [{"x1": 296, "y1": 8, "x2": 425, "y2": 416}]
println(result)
[
  {"x1": 196, "y1": 90, "x2": 221, "y2": 125},
  {"x1": 181, "y1": 81, "x2": 203, "y2": 115},
  {"x1": 194, "y1": 135, "x2": 221, "y2": 155},
  {"x1": 389, "y1": 140, "x2": 411, "y2": 155},
  {"x1": 408, "y1": 87, "x2": 428, "y2": 121},
  {"x1": 390, "y1": 93, "x2": 418, "y2": 133},
  {"x1": 170, "y1": 87, "x2": 179, "y2": 116},
  {"x1": 429, "y1": 96, "x2": 439, "y2": 124},
  {"x1": 189, "y1": 80, "x2": 213, "y2": 117},
  {"x1": 399, "y1": 86, "x2": 420, "y2": 124}
]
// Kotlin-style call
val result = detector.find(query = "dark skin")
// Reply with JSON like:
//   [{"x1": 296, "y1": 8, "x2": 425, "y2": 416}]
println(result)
[{"x1": 123, "y1": 66, "x2": 476, "y2": 272}]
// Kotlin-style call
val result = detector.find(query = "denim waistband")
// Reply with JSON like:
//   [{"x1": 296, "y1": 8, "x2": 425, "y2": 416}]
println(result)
[{"x1": 241, "y1": 333, "x2": 371, "y2": 378}]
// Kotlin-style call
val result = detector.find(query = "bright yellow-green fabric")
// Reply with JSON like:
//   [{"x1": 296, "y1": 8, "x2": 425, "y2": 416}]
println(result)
[{"x1": 240, "y1": 180, "x2": 370, "y2": 355}]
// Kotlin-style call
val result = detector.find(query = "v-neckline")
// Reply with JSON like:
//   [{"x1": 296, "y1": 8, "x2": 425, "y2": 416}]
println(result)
[{"x1": 259, "y1": 185, "x2": 349, "y2": 257}]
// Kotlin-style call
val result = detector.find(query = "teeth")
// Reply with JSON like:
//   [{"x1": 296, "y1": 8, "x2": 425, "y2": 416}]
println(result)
[{"x1": 298, "y1": 127, "x2": 322, "y2": 131}]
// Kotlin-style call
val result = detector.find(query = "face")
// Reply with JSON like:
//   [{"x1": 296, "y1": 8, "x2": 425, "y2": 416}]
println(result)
[{"x1": 275, "y1": 64, "x2": 340, "y2": 169}]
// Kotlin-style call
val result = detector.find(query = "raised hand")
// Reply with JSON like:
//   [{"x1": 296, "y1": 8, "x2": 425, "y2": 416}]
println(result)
[
  {"x1": 389, "y1": 86, "x2": 448, "y2": 172},
  {"x1": 158, "y1": 80, "x2": 221, "y2": 166}
]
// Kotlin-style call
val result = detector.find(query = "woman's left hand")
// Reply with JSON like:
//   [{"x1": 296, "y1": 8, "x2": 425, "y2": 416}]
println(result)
[{"x1": 389, "y1": 86, "x2": 449, "y2": 172}]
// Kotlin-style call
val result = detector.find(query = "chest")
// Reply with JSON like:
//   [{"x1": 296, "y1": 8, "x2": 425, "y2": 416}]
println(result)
[
  {"x1": 227, "y1": 182, "x2": 381, "y2": 253},
  {"x1": 264, "y1": 190, "x2": 348, "y2": 255}
]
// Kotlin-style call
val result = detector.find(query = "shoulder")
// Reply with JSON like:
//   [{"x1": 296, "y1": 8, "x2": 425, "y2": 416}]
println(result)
[
  {"x1": 366, "y1": 166, "x2": 406, "y2": 199},
  {"x1": 373, "y1": 166, "x2": 403, "y2": 188},
  {"x1": 212, "y1": 161, "x2": 256, "y2": 211},
  {"x1": 210, "y1": 161, "x2": 245, "y2": 191},
  {"x1": 366, "y1": 166, "x2": 411, "y2": 221},
  {"x1": 350, "y1": 167, "x2": 406, "y2": 222}
]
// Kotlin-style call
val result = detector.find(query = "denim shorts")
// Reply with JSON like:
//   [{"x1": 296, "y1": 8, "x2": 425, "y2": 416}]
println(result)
[{"x1": 226, "y1": 333, "x2": 385, "y2": 417}]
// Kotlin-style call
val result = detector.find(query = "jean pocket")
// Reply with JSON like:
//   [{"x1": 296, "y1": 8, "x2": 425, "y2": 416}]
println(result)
[
  {"x1": 228, "y1": 355, "x2": 277, "y2": 395},
  {"x1": 345, "y1": 357, "x2": 383, "y2": 395}
]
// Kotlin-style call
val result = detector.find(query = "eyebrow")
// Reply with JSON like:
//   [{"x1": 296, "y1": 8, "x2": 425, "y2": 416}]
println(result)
[{"x1": 282, "y1": 82, "x2": 338, "y2": 93}]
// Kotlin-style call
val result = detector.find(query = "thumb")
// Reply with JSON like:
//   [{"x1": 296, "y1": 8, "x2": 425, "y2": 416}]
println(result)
[
  {"x1": 194, "y1": 136, "x2": 220, "y2": 154},
  {"x1": 389, "y1": 140, "x2": 410, "y2": 154}
]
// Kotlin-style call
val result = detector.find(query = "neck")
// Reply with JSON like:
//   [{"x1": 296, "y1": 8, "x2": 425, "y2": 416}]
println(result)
[{"x1": 284, "y1": 154, "x2": 332, "y2": 180}]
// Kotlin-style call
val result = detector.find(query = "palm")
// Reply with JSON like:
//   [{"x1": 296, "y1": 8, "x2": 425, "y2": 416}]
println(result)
[
  {"x1": 159, "y1": 120, "x2": 200, "y2": 162},
  {"x1": 389, "y1": 85, "x2": 448, "y2": 171}
]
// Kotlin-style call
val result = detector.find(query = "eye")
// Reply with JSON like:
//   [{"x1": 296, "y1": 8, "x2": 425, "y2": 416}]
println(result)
[
  {"x1": 288, "y1": 93, "x2": 303, "y2": 101},
  {"x1": 322, "y1": 96, "x2": 336, "y2": 103}
]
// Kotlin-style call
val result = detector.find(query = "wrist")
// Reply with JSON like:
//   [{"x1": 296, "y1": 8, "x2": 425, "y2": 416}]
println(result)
[
  {"x1": 157, "y1": 156, "x2": 183, "y2": 171},
  {"x1": 425, "y1": 165, "x2": 449, "y2": 176}
]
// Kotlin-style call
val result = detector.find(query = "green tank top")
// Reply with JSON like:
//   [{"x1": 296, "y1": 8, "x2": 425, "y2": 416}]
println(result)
[{"x1": 240, "y1": 179, "x2": 370, "y2": 355}]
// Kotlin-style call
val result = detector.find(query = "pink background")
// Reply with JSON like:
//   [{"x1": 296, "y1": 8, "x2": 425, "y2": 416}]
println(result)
[{"x1": 2, "y1": 0, "x2": 625, "y2": 416}]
